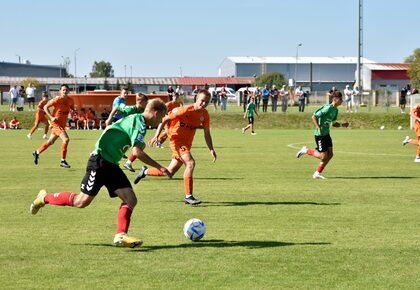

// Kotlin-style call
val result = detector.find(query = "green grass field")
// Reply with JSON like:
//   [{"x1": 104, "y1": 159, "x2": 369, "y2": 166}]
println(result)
[{"x1": 0, "y1": 128, "x2": 419, "y2": 289}]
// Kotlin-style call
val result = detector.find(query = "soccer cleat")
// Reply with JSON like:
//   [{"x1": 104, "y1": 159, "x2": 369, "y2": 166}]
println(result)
[
  {"x1": 134, "y1": 166, "x2": 148, "y2": 184},
  {"x1": 184, "y1": 195, "x2": 202, "y2": 205},
  {"x1": 123, "y1": 161, "x2": 135, "y2": 172},
  {"x1": 60, "y1": 160, "x2": 71, "y2": 168},
  {"x1": 156, "y1": 140, "x2": 164, "y2": 148},
  {"x1": 42, "y1": 134, "x2": 48, "y2": 139},
  {"x1": 313, "y1": 172, "x2": 326, "y2": 180},
  {"x1": 27, "y1": 134, "x2": 32, "y2": 139},
  {"x1": 241, "y1": 128, "x2": 245, "y2": 134},
  {"x1": 296, "y1": 146, "x2": 308, "y2": 158},
  {"x1": 30, "y1": 189, "x2": 47, "y2": 215},
  {"x1": 415, "y1": 157, "x2": 420, "y2": 163},
  {"x1": 113, "y1": 233, "x2": 143, "y2": 248},
  {"x1": 402, "y1": 136, "x2": 411, "y2": 146},
  {"x1": 251, "y1": 132, "x2": 257, "y2": 135},
  {"x1": 33, "y1": 151, "x2": 39, "y2": 165}
]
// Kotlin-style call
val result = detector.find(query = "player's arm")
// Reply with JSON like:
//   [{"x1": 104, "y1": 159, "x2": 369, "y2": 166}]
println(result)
[
  {"x1": 43, "y1": 102, "x2": 55, "y2": 122},
  {"x1": 105, "y1": 106, "x2": 120, "y2": 126},
  {"x1": 203, "y1": 127, "x2": 217, "y2": 162},
  {"x1": 149, "y1": 116, "x2": 171, "y2": 146},
  {"x1": 333, "y1": 122, "x2": 349, "y2": 128},
  {"x1": 131, "y1": 145, "x2": 172, "y2": 178},
  {"x1": 311, "y1": 115, "x2": 322, "y2": 135}
]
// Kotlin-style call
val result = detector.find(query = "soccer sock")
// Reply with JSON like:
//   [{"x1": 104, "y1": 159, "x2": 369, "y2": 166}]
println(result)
[
  {"x1": 128, "y1": 153, "x2": 136, "y2": 163},
  {"x1": 417, "y1": 146, "x2": 420, "y2": 157},
  {"x1": 147, "y1": 168, "x2": 165, "y2": 176},
  {"x1": 44, "y1": 125, "x2": 49, "y2": 135},
  {"x1": 316, "y1": 164, "x2": 325, "y2": 173},
  {"x1": 184, "y1": 176, "x2": 193, "y2": 196},
  {"x1": 44, "y1": 192, "x2": 75, "y2": 206},
  {"x1": 29, "y1": 126, "x2": 37, "y2": 135},
  {"x1": 37, "y1": 141, "x2": 50, "y2": 154},
  {"x1": 61, "y1": 143, "x2": 68, "y2": 159},
  {"x1": 409, "y1": 139, "x2": 418, "y2": 145},
  {"x1": 307, "y1": 149, "x2": 315, "y2": 156},
  {"x1": 116, "y1": 203, "x2": 133, "y2": 234}
]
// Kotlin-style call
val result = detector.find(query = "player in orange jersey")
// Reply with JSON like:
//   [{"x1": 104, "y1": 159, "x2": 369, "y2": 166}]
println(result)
[
  {"x1": 402, "y1": 103, "x2": 420, "y2": 162},
  {"x1": 134, "y1": 90, "x2": 217, "y2": 205},
  {"x1": 27, "y1": 91, "x2": 50, "y2": 139},
  {"x1": 32, "y1": 84, "x2": 75, "y2": 168},
  {"x1": 155, "y1": 92, "x2": 183, "y2": 148}
]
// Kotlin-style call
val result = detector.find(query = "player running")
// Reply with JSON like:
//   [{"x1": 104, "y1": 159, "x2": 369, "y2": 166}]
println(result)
[
  {"x1": 32, "y1": 84, "x2": 75, "y2": 168},
  {"x1": 155, "y1": 92, "x2": 183, "y2": 148},
  {"x1": 402, "y1": 103, "x2": 420, "y2": 162},
  {"x1": 134, "y1": 89, "x2": 217, "y2": 205},
  {"x1": 27, "y1": 91, "x2": 50, "y2": 140},
  {"x1": 242, "y1": 95, "x2": 258, "y2": 135},
  {"x1": 29, "y1": 99, "x2": 171, "y2": 248},
  {"x1": 296, "y1": 91, "x2": 348, "y2": 179}
]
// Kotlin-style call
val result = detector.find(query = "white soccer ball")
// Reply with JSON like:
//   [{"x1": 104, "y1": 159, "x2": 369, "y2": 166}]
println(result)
[
  {"x1": 380, "y1": 126, "x2": 385, "y2": 130},
  {"x1": 398, "y1": 126, "x2": 403, "y2": 130},
  {"x1": 183, "y1": 218, "x2": 206, "y2": 241}
]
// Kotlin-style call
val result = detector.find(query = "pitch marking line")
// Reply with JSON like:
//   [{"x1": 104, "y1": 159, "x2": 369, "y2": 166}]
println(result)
[{"x1": 287, "y1": 142, "x2": 412, "y2": 157}]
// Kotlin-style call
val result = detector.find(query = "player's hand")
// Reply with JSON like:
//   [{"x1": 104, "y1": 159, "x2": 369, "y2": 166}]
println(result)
[
  {"x1": 210, "y1": 149, "x2": 217, "y2": 162},
  {"x1": 148, "y1": 136, "x2": 158, "y2": 147},
  {"x1": 342, "y1": 122, "x2": 349, "y2": 128},
  {"x1": 105, "y1": 119, "x2": 111, "y2": 127}
]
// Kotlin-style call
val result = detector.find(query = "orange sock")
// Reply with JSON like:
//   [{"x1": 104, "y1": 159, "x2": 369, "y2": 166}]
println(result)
[
  {"x1": 44, "y1": 125, "x2": 49, "y2": 135},
  {"x1": 29, "y1": 125, "x2": 37, "y2": 135},
  {"x1": 147, "y1": 168, "x2": 165, "y2": 176},
  {"x1": 409, "y1": 140, "x2": 418, "y2": 145},
  {"x1": 416, "y1": 146, "x2": 420, "y2": 157},
  {"x1": 128, "y1": 153, "x2": 136, "y2": 162},
  {"x1": 184, "y1": 176, "x2": 193, "y2": 195},
  {"x1": 61, "y1": 143, "x2": 68, "y2": 159},
  {"x1": 37, "y1": 141, "x2": 50, "y2": 154}
]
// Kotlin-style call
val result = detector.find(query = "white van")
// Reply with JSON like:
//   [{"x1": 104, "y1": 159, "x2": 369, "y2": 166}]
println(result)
[{"x1": 208, "y1": 87, "x2": 237, "y2": 102}]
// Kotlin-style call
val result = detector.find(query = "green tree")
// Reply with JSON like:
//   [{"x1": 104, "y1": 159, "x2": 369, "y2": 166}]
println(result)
[
  {"x1": 21, "y1": 78, "x2": 40, "y2": 90},
  {"x1": 254, "y1": 72, "x2": 286, "y2": 88},
  {"x1": 90, "y1": 61, "x2": 114, "y2": 78},
  {"x1": 405, "y1": 48, "x2": 420, "y2": 88}
]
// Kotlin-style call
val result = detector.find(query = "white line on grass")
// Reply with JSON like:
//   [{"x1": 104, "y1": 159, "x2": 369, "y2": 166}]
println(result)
[{"x1": 287, "y1": 142, "x2": 412, "y2": 157}]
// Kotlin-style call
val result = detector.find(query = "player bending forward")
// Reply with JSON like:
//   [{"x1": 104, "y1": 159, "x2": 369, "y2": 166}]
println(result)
[
  {"x1": 296, "y1": 91, "x2": 349, "y2": 179},
  {"x1": 134, "y1": 89, "x2": 217, "y2": 205},
  {"x1": 30, "y1": 99, "x2": 172, "y2": 248}
]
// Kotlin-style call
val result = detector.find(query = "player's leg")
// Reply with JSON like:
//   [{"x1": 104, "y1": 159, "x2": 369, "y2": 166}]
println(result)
[
  {"x1": 28, "y1": 119, "x2": 40, "y2": 138},
  {"x1": 179, "y1": 152, "x2": 201, "y2": 205},
  {"x1": 43, "y1": 121, "x2": 49, "y2": 139},
  {"x1": 58, "y1": 131, "x2": 71, "y2": 168},
  {"x1": 33, "y1": 133, "x2": 59, "y2": 164}
]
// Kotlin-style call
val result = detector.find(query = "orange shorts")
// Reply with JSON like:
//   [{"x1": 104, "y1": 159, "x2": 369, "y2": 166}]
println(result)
[
  {"x1": 51, "y1": 125, "x2": 66, "y2": 136},
  {"x1": 170, "y1": 141, "x2": 191, "y2": 160},
  {"x1": 415, "y1": 125, "x2": 420, "y2": 137}
]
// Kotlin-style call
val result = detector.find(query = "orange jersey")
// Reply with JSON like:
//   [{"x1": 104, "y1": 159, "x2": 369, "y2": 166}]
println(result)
[
  {"x1": 412, "y1": 104, "x2": 420, "y2": 126},
  {"x1": 36, "y1": 99, "x2": 48, "y2": 122},
  {"x1": 168, "y1": 104, "x2": 210, "y2": 147},
  {"x1": 86, "y1": 111, "x2": 95, "y2": 120},
  {"x1": 166, "y1": 100, "x2": 182, "y2": 112},
  {"x1": 46, "y1": 96, "x2": 75, "y2": 128}
]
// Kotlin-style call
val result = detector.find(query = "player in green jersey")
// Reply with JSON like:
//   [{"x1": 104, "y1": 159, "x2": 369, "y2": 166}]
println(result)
[
  {"x1": 296, "y1": 91, "x2": 349, "y2": 179},
  {"x1": 242, "y1": 95, "x2": 259, "y2": 135},
  {"x1": 29, "y1": 99, "x2": 171, "y2": 248}
]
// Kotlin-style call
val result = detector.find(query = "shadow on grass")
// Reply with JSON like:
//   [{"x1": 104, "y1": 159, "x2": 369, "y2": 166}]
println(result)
[
  {"x1": 77, "y1": 240, "x2": 331, "y2": 252},
  {"x1": 331, "y1": 176, "x2": 417, "y2": 179},
  {"x1": 200, "y1": 201, "x2": 340, "y2": 207}
]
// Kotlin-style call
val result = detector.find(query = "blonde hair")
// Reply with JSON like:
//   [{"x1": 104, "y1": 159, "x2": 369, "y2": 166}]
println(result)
[{"x1": 145, "y1": 98, "x2": 167, "y2": 114}]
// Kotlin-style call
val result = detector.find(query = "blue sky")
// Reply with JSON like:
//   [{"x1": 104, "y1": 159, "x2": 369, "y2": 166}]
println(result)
[{"x1": 1, "y1": 0, "x2": 418, "y2": 77}]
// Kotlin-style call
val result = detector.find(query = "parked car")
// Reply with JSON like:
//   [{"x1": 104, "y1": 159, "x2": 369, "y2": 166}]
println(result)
[{"x1": 208, "y1": 87, "x2": 237, "y2": 102}]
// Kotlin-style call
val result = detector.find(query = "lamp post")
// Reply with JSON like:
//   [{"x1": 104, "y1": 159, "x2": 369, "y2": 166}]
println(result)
[
  {"x1": 74, "y1": 48, "x2": 80, "y2": 92},
  {"x1": 179, "y1": 66, "x2": 183, "y2": 77},
  {"x1": 294, "y1": 43, "x2": 302, "y2": 87},
  {"x1": 15, "y1": 54, "x2": 21, "y2": 64}
]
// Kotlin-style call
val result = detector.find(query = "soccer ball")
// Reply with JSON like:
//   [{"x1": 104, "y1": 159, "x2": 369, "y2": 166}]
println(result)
[
  {"x1": 398, "y1": 126, "x2": 403, "y2": 130},
  {"x1": 380, "y1": 125, "x2": 385, "y2": 130},
  {"x1": 183, "y1": 218, "x2": 206, "y2": 241}
]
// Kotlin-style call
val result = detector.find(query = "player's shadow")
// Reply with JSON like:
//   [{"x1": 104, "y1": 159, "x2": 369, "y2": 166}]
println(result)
[
  {"x1": 331, "y1": 176, "x2": 417, "y2": 179},
  {"x1": 136, "y1": 240, "x2": 331, "y2": 252},
  {"x1": 169, "y1": 177, "x2": 244, "y2": 181},
  {"x1": 201, "y1": 201, "x2": 340, "y2": 207}
]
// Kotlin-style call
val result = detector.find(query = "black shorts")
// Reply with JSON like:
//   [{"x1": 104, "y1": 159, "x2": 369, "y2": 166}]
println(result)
[
  {"x1": 399, "y1": 97, "x2": 406, "y2": 105},
  {"x1": 27, "y1": 97, "x2": 35, "y2": 103},
  {"x1": 247, "y1": 116, "x2": 254, "y2": 124},
  {"x1": 315, "y1": 134, "x2": 333, "y2": 152},
  {"x1": 80, "y1": 154, "x2": 131, "y2": 198}
]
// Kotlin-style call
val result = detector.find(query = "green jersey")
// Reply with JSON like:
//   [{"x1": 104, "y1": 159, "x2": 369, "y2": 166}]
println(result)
[
  {"x1": 313, "y1": 104, "x2": 338, "y2": 136},
  {"x1": 119, "y1": 104, "x2": 144, "y2": 117},
  {"x1": 93, "y1": 114, "x2": 147, "y2": 164},
  {"x1": 246, "y1": 102, "x2": 256, "y2": 117}
]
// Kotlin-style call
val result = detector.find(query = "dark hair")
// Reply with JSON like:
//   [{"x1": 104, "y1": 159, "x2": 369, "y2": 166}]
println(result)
[
  {"x1": 60, "y1": 84, "x2": 69, "y2": 89},
  {"x1": 121, "y1": 86, "x2": 128, "y2": 91},
  {"x1": 198, "y1": 89, "x2": 211, "y2": 98},
  {"x1": 332, "y1": 91, "x2": 342, "y2": 99}
]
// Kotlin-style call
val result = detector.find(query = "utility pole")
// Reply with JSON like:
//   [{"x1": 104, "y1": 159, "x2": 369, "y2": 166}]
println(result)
[{"x1": 357, "y1": 0, "x2": 364, "y2": 106}]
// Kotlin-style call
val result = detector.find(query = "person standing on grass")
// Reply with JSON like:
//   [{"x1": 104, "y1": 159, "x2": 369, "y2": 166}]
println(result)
[
  {"x1": 402, "y1": 102, "x2": 420, "y2": 162},
  {"x1": 134, "y1": 90, "x2": 217, "y2": 205},
  {"x1": 296, "y1": 91, "x2": 348, "y2": 179},
  {"x1": 27, "y1": 91, "x2": 50, "y2": 140},
  {"x1": 29, "y1": 99, "x2": 171, "y2": 248},
  {"x1": 32, "y1": 84, "x2": 75, "y2": 168},
  {"x1": 261, "y1": 85, "x2": 270, "y2": 112},
  {"x1": 242, "y1": 95, "x2": 258, "y2": 135},
  {"x1": 26, "y1": 83, "x2": 36, "y2": 111},
  {"x1": 9, "y1": 85, "x2": 18, "y2": 112}
]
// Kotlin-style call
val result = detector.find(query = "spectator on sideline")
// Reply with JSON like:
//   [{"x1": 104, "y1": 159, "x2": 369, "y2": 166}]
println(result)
[
  {"x1": 400, "y1": 87, "x2": 408, "y2": 114},
  {"x1": 99, "y1": 108, "x2": 109, "y2": 129},
  {"x1": 1, "y1": 118, "x2": 8, "y2": 130},
  {"x1": 344, "y1": 85, "x2": 353, "y2": 112},
  {"x1": 328, "y1": 86, "x2": 337, "y2": 104},
  {"x1": 26, "y1": 83, "x2": 36, "y2": 111},
  {"x1": 295, "y1": 86, "x2": 305, "y2": 112},
  {"x1": 243, "y1": 84, "x2": 250, "y2": 112},
  {"x1": 280, "y1": 85, "x2": 288, "y2": 113},
  {"x1": 9, "y1": 116, "x2": 20, "y2": 129},
  {"x1": 9, "y1": 85, "x2": 18, "y2": 112},
  {"x1": 261, "y1": 85, "x2": 270, "y2": 112},
  {"x1": 17, "y1": 86, "x2": 25, "y2": 111},
  {"x1": 219, "y1": 86, "x2": 228, "y2": 112},
  {"x1": 270, "y1": 85, "x2": 279, "y2": 112}
]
